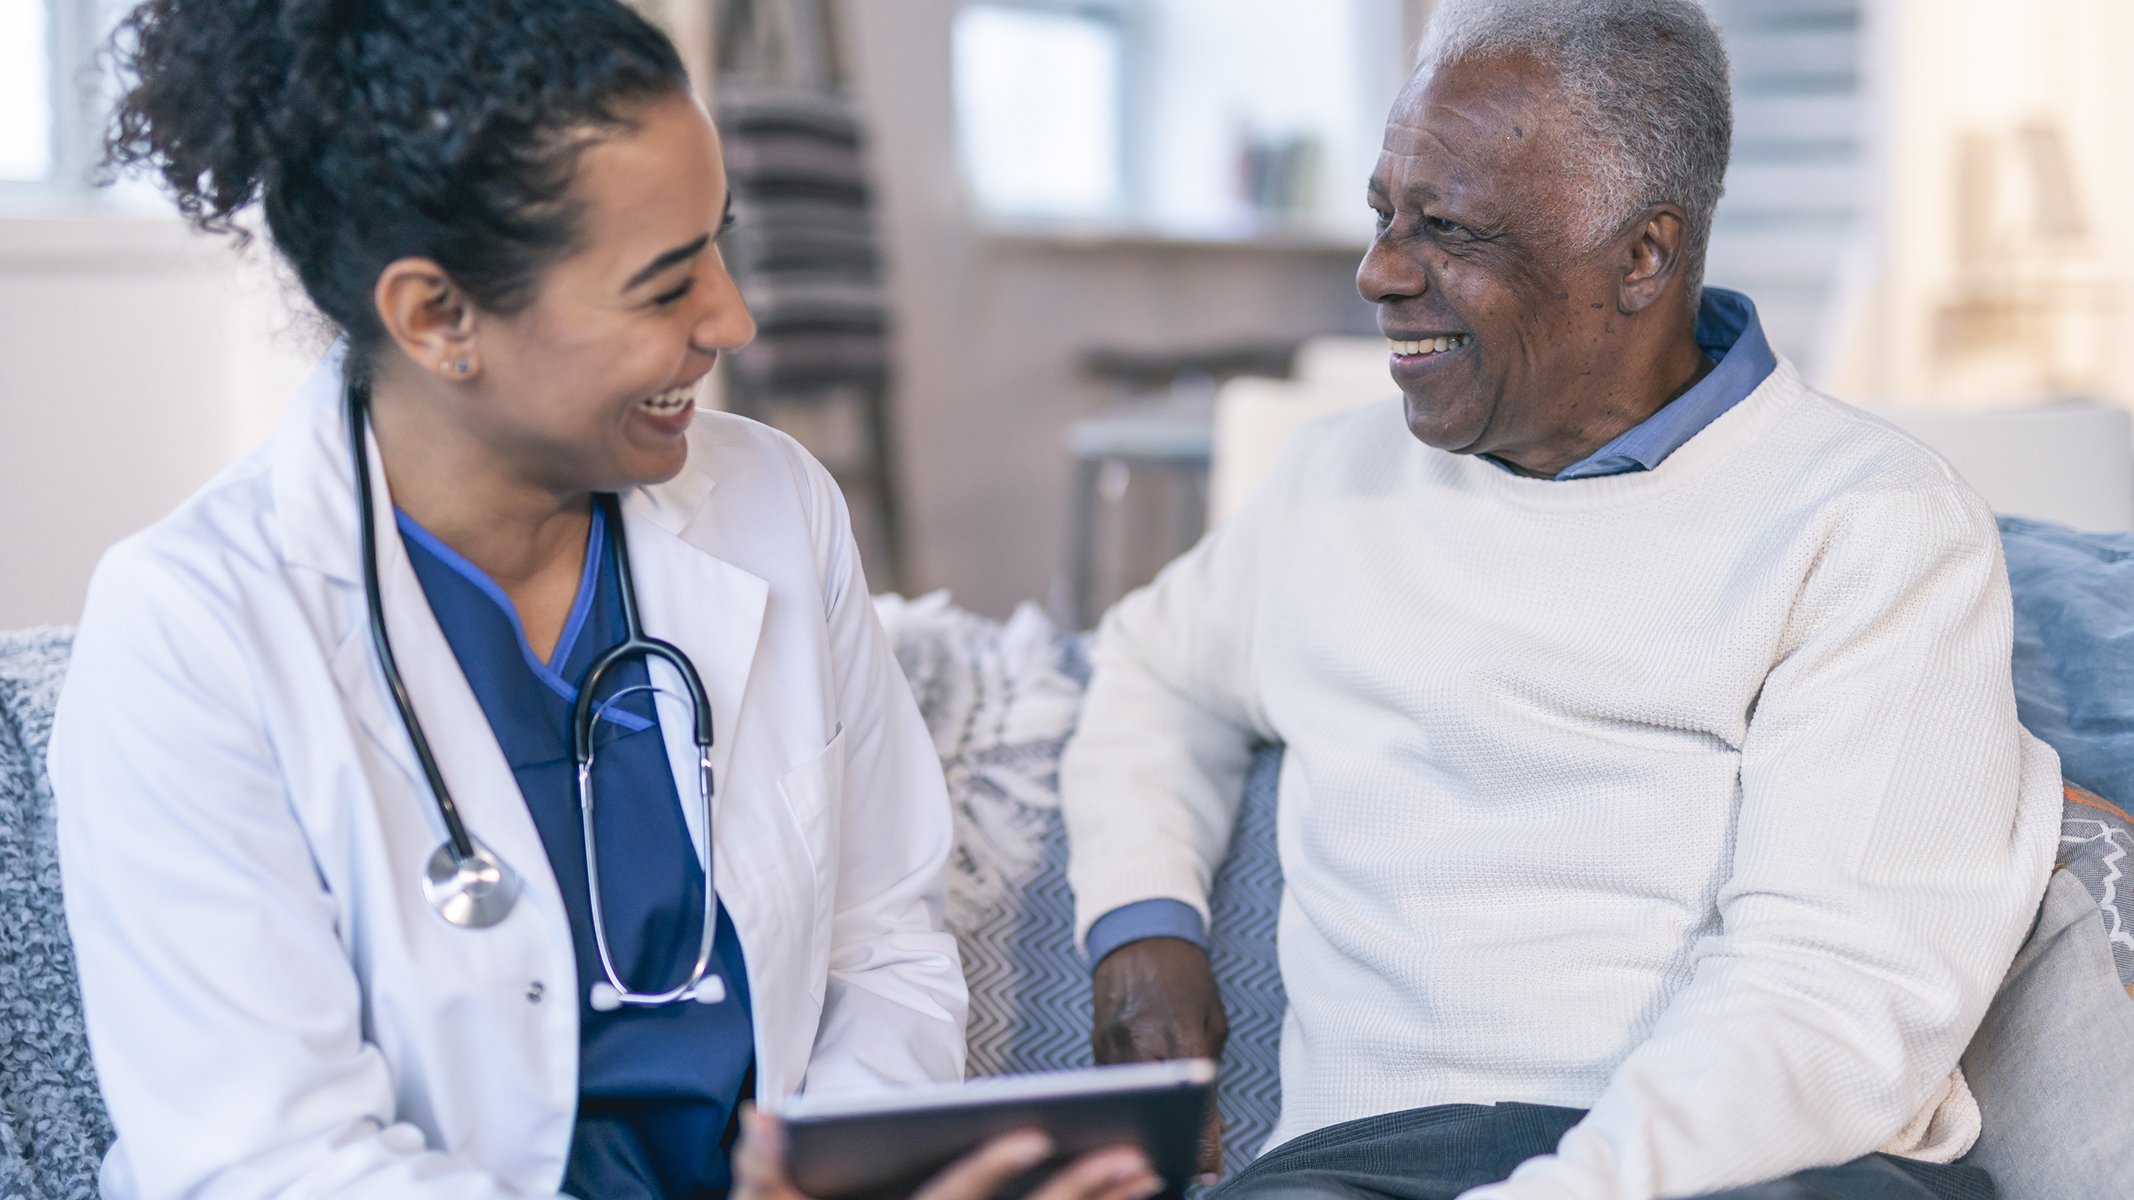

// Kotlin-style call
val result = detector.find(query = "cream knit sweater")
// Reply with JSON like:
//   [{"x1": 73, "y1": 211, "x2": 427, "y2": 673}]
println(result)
[{"x1": 1060, "y1": 361, "x2": 2060, "y2": 1199}]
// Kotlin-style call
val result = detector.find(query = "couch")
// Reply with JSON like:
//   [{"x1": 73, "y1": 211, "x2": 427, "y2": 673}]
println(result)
[{"x1": 4, "y1": 521, "x2": 2133, "y2": 1199}]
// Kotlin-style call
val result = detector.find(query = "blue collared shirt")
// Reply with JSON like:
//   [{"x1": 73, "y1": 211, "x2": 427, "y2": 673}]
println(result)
[
  {"x1": 400, "y1": 505, "x2": 754, "y2": 1200},
  {"x1": 1497, "y1": 286, "x2": 1777, "y2": 480},
  {"x1": 1084, "y1": 289, "x2": 1779, "y2": 970}
]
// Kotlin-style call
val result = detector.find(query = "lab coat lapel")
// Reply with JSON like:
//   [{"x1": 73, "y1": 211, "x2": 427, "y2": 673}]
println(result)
[
  {"x1": 282, "y1": 350, "x2": 568, "y2": 937},
  {"x1": 624, "y1": 477, "x2": 817, "y2": 1098},
  {"x1": 619, "y1": 486, "x2": 767, "y2": 867},
  {"x1": 342, "y1": 429, "x2": 566, "y2": 929}
]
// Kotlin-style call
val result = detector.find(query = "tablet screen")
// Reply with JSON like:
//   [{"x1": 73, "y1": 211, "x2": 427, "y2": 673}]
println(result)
[{"x1": 782, "y1": 1060, "x2": 1216, "y2": 1200}]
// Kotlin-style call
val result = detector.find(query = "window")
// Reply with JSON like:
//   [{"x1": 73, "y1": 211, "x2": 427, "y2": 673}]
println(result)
[
  {"x1": 953, "y1": 3, "x2": 1126, "y2": 221},
  {"x1": 952, "y1": 0, "x2": 1411, "y2": 242},
  {"x1": 1, "y1": 0, "x2": 55, "y2": 182},
  {"x1": 2, "y1": 0, "x2": 156, "y2": 205}
]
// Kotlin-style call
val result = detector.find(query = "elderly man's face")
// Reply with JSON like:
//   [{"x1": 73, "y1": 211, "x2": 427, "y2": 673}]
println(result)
[{"x1": 1360, "y1": 56, "x2": 1626, "y2": 467}]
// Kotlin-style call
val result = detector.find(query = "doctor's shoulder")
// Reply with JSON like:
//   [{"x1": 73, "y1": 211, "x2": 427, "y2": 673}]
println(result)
[
  {"x1": 52, "y1": 442, "x2": 289, "y2": 811},
  {"x1": 76, "y1": 442, "x2": 288, "y2": 641}
]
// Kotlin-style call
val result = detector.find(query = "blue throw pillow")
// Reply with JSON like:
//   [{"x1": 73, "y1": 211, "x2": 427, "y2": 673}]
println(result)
[
  {"x1": 1998, "y1": 516, "x2": 2134, "y2": 810},
  {"x1": 1996, "y1": 517, "x2": 2134, "y2": 994}
]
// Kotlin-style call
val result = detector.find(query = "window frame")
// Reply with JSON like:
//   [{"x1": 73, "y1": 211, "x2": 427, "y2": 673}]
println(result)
[
  {"x1": 2, "y1": 0, "x2": 139, "y2": 211},
  {"x1": 952, "y1": 0, "x2": 1148, "y2": 228},
  {"x1": 952, "y1": 0, "x2": 1403, "y2": 248}
]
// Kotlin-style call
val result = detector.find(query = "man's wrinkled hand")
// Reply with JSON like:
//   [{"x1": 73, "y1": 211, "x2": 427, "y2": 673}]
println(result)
[{"x1": 1090, "y1": 936, "x2": 1229, "y2": 1180}]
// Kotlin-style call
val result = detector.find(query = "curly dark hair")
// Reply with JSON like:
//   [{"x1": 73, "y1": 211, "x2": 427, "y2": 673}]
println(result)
[{"x1": 104, "y1": 0, "x2": 691, "y2": 375}]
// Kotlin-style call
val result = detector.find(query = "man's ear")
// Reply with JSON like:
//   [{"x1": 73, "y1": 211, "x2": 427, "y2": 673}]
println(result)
[
  {"x1": 1616, "y1": 206, "x2": 1688, "y2": 316},
  {"x1": 375, "y1": 258, "x2": 482, "y2": 380}
]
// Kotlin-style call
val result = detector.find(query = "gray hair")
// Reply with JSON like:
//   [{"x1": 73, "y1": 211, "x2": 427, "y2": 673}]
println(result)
[{"x1": 1417, "y1": 0, "x2": 1732, "y2": 301}]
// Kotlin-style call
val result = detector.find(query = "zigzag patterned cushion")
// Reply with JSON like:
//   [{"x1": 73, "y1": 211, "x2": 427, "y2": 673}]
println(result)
[
  {"x1": 954, "y1": 701, "x2": 1287, "y2": 1180},
  {"x1": 2056, "y1": 782, "x2": 2134, "y2": 994},
  {"x1": 873, "y1": 596, "x2": 1289, "y2": 1181}
]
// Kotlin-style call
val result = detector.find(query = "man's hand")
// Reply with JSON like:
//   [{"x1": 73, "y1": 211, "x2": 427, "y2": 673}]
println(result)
[
  {"x1": 1090, "y1": 936, "x2": 1229, "y2": 1180},
  {"x1": 732, "y1": 1108, "x2": 1162, "y2": 1200}
]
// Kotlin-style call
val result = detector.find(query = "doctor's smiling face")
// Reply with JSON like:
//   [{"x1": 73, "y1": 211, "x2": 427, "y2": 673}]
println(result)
[
  {"x1": 1358, "y1": 55, "x2": 1702, "y2": 478},
  {"x1": 371, "y1": 92, "x2": 754, "y2": 497}
]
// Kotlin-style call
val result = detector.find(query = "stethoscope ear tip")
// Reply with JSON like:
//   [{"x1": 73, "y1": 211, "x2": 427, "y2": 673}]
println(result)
[
  {"x1": 692, "y1": 976, "x2": 727, "y2": 1005},
  {"x1": 589, "y1": 982, "x2": 624, "y2": 1012}
]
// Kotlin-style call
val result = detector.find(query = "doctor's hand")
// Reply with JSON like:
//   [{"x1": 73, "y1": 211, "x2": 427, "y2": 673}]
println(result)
[
  {"x1": 733, "y1": 1108, "x2": 1164, "y2": 1200},
  {"x1": 1090, "y1": 937, "x2": 1228, "y2": 1181}
]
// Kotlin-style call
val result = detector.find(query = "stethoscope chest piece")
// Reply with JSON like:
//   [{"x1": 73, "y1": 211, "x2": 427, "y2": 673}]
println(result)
[{"x1": 422, "y1": 839, "x2": 523, "y2": 929}]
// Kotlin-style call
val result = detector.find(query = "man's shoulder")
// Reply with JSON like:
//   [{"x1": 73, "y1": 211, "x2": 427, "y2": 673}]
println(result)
[
  {"x1": 1259, "y1": 396, "x2": 1418, "y2": 491},
  {"x1": 1762, "y1": 381, "x2": 1985, "y2": 512},
  {"x1": 1735, "y1": 377, "x2": 2005, "y2": 566}
]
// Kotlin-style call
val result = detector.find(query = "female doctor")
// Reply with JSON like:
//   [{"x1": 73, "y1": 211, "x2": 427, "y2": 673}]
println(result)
[{"x1": 51, "y1": 3, "x2": 1160, "y2": 1200}]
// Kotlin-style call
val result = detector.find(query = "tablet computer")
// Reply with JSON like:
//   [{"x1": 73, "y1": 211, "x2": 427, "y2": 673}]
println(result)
[{"x1": 780, "y1": 1059, "x2": 1217, "y2": 1200}]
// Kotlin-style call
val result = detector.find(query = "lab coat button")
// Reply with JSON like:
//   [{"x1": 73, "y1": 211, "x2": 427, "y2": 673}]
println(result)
[{"x1": 526, "y1": 981, "x2": 545, "y2": 1003}]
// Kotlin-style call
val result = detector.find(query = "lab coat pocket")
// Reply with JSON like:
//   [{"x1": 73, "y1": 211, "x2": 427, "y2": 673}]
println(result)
[
  {"x1": 777, "y1": 724, "x2": 847, "y2": 875},
  {"x1": 778, "y1": 726, "x2": 846, "y2": 1008}
]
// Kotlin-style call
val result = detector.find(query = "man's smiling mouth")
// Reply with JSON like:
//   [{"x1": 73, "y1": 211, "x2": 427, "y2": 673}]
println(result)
[{"x1": 1388, "y1": 335, "x2": 1472, "y2": 358}]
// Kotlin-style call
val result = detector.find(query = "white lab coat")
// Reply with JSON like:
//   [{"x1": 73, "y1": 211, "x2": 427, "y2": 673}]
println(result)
[{"x1": 50, "y1": 347, "x2": 967, "y2": 1200}]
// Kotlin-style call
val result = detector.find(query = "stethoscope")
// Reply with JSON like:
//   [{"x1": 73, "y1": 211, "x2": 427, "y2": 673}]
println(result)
[{"x1": 348, "y1": 380, "x2": 727, "y2": 1011}]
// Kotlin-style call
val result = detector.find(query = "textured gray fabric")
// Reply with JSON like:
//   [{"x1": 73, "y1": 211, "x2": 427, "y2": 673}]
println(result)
[
  {"x1": 0, "y1": 627, "x2": 107, "y2": 1200},
  {"x1": 1961, "y1": 870, "x2": 2134, "y2": 1199}
]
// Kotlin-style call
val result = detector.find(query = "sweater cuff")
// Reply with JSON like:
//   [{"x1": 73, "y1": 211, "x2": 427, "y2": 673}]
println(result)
[{"x1": 1086, "y1": 898, "x2": 1207, "y2": 971}]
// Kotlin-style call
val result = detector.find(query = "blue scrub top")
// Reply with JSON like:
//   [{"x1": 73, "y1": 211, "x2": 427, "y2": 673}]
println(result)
[{"x1": 400, "y1": 504, "x2": 754, "y2": 1200}]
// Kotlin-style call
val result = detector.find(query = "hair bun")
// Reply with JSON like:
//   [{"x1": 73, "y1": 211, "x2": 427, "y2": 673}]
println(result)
[{"x1": 104, "y1": 0, "x2": 690, "y2": 373}]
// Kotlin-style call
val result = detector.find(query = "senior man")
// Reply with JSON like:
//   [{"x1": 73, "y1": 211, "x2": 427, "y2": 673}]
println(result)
[{"x1": 1060, "y1": 3, "x2": 2059, "y2": 1199}]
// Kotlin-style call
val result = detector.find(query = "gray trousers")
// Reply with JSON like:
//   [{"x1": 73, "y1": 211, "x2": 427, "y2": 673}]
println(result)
[{"x1": 1210, "y1": 1104, "x2": 1993, "y2": 1200}]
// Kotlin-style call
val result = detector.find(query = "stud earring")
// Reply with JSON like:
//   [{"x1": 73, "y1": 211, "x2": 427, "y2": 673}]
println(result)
[{"x1": 444, "y1": 359, "x2": 469, "y2": 376}]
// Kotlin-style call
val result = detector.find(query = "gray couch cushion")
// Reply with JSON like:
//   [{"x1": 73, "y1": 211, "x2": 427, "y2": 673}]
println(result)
[
  {"x1": 0, "y1": 627, "x2": 107, "y2": 1200},
  {"x1": 876, "y1": 595, "x2": 1289, "y2": 1180},
  {"x1": 1962, "y1": 870, "x2": 2134, "y2": 1198},
  {"x1": 948, "y1": 721, "x2": 1287, "y2": 1181},
  {"x1": 2053, "y1": 783, "x2": 2133, "y2": 989}
]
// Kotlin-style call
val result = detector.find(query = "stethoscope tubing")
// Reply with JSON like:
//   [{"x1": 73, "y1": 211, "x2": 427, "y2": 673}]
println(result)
[
  {"x1": 347, "y1": 380, "x2": 725, "y2": 1009},
  {"x1": 349, "y1": 380, "x2": 482, "y2": 864},
  {"x1": 573, "y1": 493, "x2": 723, "y2": 1010}
]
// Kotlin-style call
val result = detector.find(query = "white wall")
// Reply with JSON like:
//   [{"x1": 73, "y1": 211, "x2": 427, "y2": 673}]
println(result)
[{"x1": 0, "y1": 215, "x2": 315, "y2": 629}]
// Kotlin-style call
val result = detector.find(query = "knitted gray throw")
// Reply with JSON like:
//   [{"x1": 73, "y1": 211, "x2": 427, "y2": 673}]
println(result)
[{"x1": 0, "y1": 628, "x2": 107, "y2": 1200}]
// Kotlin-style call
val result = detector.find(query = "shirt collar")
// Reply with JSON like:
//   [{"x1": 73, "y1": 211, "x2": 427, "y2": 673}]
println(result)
[
  {"x1": 1477, "y1": 287, "x2": 1777, "y2": 482},
  {"x1": 1552, "y1": 287, "x2": 1777, "y2": 480}
]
